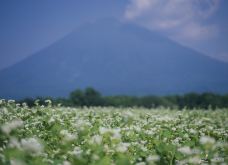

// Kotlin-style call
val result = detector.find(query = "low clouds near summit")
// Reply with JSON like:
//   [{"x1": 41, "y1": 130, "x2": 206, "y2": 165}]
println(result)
[{"x1": 124, "y1": 0, "x2": 220, "y2": 41}]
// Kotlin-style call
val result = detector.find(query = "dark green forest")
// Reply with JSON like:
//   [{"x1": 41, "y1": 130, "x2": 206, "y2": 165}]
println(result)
[{"x1": 17, "y1": 87, "x2": 228, "y2": 109}]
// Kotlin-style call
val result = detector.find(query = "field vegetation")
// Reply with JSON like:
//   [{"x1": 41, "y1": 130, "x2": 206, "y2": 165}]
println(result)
[{"x1": 0, "y1": 100, "x2": 227, "y2": 165}]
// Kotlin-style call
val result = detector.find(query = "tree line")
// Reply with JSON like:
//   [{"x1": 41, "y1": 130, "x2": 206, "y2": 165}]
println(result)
[{"x1": 18, "y1": 87, "x2": 228, "y2": 109}]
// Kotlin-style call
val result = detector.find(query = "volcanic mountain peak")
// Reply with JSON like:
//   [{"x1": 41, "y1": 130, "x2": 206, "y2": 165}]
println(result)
[{"x1": 0, "y1": 19, "x2": 228, "y2": 99}]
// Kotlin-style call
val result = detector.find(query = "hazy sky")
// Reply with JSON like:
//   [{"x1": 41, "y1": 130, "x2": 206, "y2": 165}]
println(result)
[{"x1": 0, "y1": 0, "x2": 228, "y2": 70}]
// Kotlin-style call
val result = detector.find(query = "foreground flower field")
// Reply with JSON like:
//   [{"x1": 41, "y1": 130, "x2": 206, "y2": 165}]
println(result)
[{"x1": 0, "y1": 100, "x2": 228, "y2": 165}]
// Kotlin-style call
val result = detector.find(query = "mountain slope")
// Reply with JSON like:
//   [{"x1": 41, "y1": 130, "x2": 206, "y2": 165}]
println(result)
[{"x1": 1, "y1": 19, "x2": 228, "y2": 99}]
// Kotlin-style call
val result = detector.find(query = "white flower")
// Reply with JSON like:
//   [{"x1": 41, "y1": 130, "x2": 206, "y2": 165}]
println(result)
[
  {"x1": 146, "y1": 155, "x2": 160, "y2": 162},
  {"x1": 73, "y1": 119, "x2": 91, "y2": 131},
  {"x1": 8, "y1": 138, "x2": 21, "y2": 149},
  {"x1": 0, "y1": 107, "x2": 8, "y2": 114},
  {"x1": 89, "y1": 135, "x2": 102, "y2": 145},
  {"x1": 92, "y1": 154, "x2": 100, "y2": 160},
  {"x1": 10, "y1": 159, "x2": 25, "y2": 165},
  {"x1": 140, "y1": 145, "x2": 148, "y2": 152},
  {"x1": 178, "y1": 146, "x2": 192, "y2": 155},
  {"x1": 99, "y1": 127, "x2": 121, "y2": 140},
  {"x1": 43, "y1": 159, "x2": 54, "y2": 164},
  {"x1": 188, "y1": 156, "x2": 201, "y2": 164},
  {"x1": 116, "y1": 143, "x2": 130, "y2": 153},
  {"x1": 60, "y1": 130, "x2": 77, "y2": 142},
  {"x1": 122, "y1": 111, "x2": 134, "y2": 121},
  {"x1": 48, "y1": 117, "x2": 55, "y2": 124},
  {"x1": 111, "y1": 128, "x2": 121, "y2": 140},
  {"x1": 70, "y1": 146, "x2": 83, "y2": 157},
  {"x1": 22, "y1": 102, "x2": 27, "y2": 107},
  {"x1": 45, "y1": 100, "x2": 51, "y2": 103},
  {"x1": 85, "y1": 149, "x2": 91, "y2": 155},
  {"x1": 211, "y1": 157, "x2": 224, "y2": 163},
  {"x1": 135, "y1": 162, "x2": 146, "y2": 165},
  {"x1": 99, "y1": 127, "x2": 109, "y2": 134},
  {"x1": 172, "y1": 137, "x2": 181, "y2": 146},
  {"x1": 45, "y1": 100, "x2": 52, "y2": 105},
  {"x1": 1, "y1": 119, "x2": 24, "y2": 134},
  {"x1": 183, "y1": 134, "x2": 189, "y2": 138},
  {"x1": 189, "y1": 129, "x2": 197, "y2": 134},
  {"x1": 200, "y1": 136, "x2": 215, "y2": 145},
  {"x1": 21, "y1": 138, "x2": 43, "y2": 154},
  {"x1": 62, "y1": 161, "x2": 71, "y2": 165},
  {"x1": 8, "y1": 100, "x2": 15, "y2": 104}
]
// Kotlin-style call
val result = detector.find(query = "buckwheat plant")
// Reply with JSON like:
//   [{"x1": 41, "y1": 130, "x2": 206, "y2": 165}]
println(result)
[{"x1": 0, "y1": 101, "x2": 227, "y2": 165}]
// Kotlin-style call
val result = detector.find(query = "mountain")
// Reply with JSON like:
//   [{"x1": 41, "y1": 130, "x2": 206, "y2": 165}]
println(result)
[{"x1": 0, "y1": 19, "x2": 228, "y2": 99}]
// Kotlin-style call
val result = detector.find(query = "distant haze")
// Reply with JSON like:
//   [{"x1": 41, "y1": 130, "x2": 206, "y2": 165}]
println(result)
[{"x1": 0, "y1": 19, "x2": 228, "y2": 99}]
